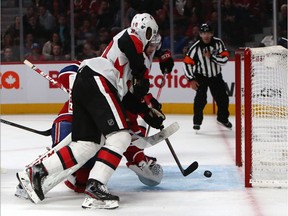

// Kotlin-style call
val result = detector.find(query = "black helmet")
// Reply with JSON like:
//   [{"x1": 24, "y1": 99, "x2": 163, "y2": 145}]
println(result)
[{"x1": 200, "y1": 23, "x2": 213, "y2": 33}]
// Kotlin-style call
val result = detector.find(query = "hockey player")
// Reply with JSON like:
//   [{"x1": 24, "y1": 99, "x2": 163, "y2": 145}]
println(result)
[
  {"x1": 123, "y1": 33, "x2": 174, "y2": 186},
  {"x1": 16, "y1": 13, "x2": 167, "y2": 209},
  {"x1": 15, "y1": 33, "x2": 174, "y2": 198}
]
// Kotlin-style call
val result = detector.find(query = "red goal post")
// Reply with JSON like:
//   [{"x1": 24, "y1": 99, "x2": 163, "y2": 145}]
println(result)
[{"x1": 235, "y1": 46, "x2": 288, "y2": 188}]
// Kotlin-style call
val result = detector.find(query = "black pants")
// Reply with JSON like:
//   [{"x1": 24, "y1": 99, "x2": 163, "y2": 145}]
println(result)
[
  {"x1": 72, "y1": 66, "x2": 129, "y2": 143},
  {"x1": 193, "y1": 74, "x2": 230, "y2": 125}
]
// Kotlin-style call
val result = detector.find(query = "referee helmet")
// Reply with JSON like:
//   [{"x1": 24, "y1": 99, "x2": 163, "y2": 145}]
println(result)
[{"x1": 200, "y1": 23, "x2": 213, "y2": 33}]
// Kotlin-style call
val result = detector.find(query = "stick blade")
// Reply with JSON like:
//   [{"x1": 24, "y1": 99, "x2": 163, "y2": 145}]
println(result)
[{"x1": 183, "y1": 161, "x2": 198, "y2": 176}]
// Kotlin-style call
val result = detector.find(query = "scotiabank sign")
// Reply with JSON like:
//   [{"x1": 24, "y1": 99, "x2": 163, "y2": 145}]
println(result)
[{"x1": 1, "y1": 61, "x2": 235, "y2": 104}]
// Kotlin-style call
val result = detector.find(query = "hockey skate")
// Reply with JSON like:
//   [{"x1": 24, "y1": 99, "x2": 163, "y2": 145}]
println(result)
[
  {"x1": 82, "y1": 179, "x2": 119, "y2": 209},
  {"x1": 217, "y1": 119, "x2": 232, "y2": 129},
  {"x1": 193, "y1": 124, "x2": 200, "y2": 130},
  {"x1": 16, "y1": 163, "x2": 48, "y2": 203},
  {"x1": 127, "y1": 157, "x2": 163, "y2": 186}
]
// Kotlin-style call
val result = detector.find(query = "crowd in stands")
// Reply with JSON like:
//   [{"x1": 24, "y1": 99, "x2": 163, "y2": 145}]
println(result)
[{"x1": 1, "y1": 0, "x2": 285, "y2": 62}]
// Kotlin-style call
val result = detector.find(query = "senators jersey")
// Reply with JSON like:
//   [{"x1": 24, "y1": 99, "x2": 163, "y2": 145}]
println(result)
[{"x1": 79, "y1": 28, "x2": 148, "y2": 100}]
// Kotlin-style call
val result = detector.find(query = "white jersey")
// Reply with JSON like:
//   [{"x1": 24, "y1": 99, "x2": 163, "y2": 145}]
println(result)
[{"x1": 79, "y1": 28, "x2": 148, "y2": 100}]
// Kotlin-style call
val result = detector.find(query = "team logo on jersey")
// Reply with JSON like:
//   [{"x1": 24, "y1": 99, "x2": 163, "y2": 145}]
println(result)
[{"x1": 108, "y1": 119, "x2": 115, "y2": 126}]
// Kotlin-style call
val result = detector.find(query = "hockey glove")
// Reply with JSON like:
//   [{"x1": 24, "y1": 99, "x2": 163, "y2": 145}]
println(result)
[
  {"x1": 133, "y1": 78, "x2": 150, "y2": 98},
  {"x1": 159, "y1": 50, "x2": 174, "y2": 74},
  {"x1": 143, "y1": 107, "x2": 165, "y2": 129},
  {"x1": 143, "y1": 93, "x2": 162, "y2": 111}
]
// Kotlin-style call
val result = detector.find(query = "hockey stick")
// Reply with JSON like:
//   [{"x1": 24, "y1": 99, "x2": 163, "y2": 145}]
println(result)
[
  {"x1": 1, "y1": 117, "x2": 178, "y2": 149},
  {"x1": 23, "y1": 59, "x2": 70, "y2": 94},
  {"x1": 0, "y1": 119, "x2": 51, "y2": 136},
  {"x1": 145, "y1": 74, "x2": 166, "y2": 136},
  {"x1": 161, "y1": 129, "x2": 199, "y2": 176}
]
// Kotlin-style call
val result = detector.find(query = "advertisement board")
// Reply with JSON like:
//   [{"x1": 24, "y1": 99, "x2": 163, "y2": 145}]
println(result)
[{"x1": 0, "y1": 61, "x2": 235, "y2": 113}]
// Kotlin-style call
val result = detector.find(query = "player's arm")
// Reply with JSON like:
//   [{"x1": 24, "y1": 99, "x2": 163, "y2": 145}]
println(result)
[
  {"x1": 118, "y1": 31, "x2": 150, "y2": 98},
  {"x1": 122, "y1": 92, "x2": 165, "y2": 129},
  {"x1": 155, "y1": 49, "x2": 174, "y2": 74}
]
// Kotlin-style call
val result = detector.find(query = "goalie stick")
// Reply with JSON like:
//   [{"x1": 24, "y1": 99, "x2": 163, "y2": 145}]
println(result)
[
  {"x1": 0, "y1": 119, "x2": 51, "y2": 136},
  {"x1": 23, "y1": 59, "x2": 70, "y2": 93}
]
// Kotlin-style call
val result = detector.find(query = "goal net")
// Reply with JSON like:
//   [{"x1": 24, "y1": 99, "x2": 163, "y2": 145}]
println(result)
[{"x1": 235, "y1": 46, "x2": 288, "y2": 187}]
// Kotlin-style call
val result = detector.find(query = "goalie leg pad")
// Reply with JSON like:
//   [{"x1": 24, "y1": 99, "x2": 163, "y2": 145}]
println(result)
[{"x1": 16, "y1": 170, "x2": 42, "y2": 203}]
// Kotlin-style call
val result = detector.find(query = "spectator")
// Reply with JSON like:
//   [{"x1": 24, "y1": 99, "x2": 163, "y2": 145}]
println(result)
[
  {"x1": 5, "y1": 16, "x2": 21, "y2": 45},
  {"x1": 38, "y1": 4, "x2": 57, "y2": 34},
  {"x1": 42, "y1": 32, "x2": 62, "y2": 59},
  {"x1": 24, "y1": 15, "x2": 48, "y2": 44},
  {"x1": 23, "y1": 6, "x2": 36, "y2": 29},
  {"x1": 1, "y1": 47, "x2": 18, "y2": 62},
  {"x1": 221, "y1": 0, "x2": 242, "y2": 46},
  {"x1": 54, "y1": 14, "x2": 71, "y2": 56},
  {"x1": 76, "y1": 18, "x2": 96, "y2": 46},
  {"x1": 113, "y1": 0, "x2": 137, "y2": 29},
  {"x1": 1, "y1": 33, "x2": 20, "y2": 61},
  {"x1": 97, "y1": 27, "x2": 110, "y2": 45},
  {"x1": 25, "y1": 43, "x2": 46, "y2": 61},
  {"x1": 161, "y1": 25, "x2": 187, "y2": 57},
  {"x1": 94, "y1": 0, "x2": 115, "y2": 29},
  {"x1": 76, "y1": 42, "x2": 97, "y2": 60},
  {"x1": 182, "y1": 25, "x2": 199, "y2": 57},
  {"x1": 23, "y1": 33, "x2": 36, "y2": 58},
  {"x1": 48, "y1": 43, "x2": 67, "y2": 61}
]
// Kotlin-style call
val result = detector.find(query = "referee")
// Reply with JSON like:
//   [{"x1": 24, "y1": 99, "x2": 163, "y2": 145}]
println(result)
[{"x1": 183, "y1": 23, "x2": 232, "y2": 131}]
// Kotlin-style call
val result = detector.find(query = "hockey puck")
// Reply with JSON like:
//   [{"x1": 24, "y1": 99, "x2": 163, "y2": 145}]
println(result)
[{"x1": 204, "y1": 170, "x2": 212, "y2": 178}]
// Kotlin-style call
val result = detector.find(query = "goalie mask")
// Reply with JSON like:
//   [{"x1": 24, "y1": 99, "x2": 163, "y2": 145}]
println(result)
[{"x1": 130, "y1": 13, "x2": 159, "y2": 47}]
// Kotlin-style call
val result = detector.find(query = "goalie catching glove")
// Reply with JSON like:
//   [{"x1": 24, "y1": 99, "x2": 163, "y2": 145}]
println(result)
[{"x1": 158, "y1": 50, "x2": 174, "y2": 74}]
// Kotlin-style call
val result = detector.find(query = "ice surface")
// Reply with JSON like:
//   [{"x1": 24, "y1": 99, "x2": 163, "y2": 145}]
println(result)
[{"x1": 1, "y1": 114, "x2": 287, "y2": 216}]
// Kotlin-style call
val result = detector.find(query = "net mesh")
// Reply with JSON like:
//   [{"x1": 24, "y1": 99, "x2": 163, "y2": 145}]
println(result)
[{"x1": 244, "y1": 46, "x2": 288, "y2": 187}]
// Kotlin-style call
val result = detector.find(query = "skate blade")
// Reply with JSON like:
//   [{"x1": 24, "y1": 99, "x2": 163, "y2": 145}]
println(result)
[
  {"x1": 16, "y1": 171, "x2": 41, "y2": 204},
  {"x1": 82, "y1": 197, "x2": 119, "y2": 209}
]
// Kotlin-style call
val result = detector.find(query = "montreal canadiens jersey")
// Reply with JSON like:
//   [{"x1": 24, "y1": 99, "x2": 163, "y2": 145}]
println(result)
[{"x1": 53, "y1": 62, "x2": 80, "y2": 124}]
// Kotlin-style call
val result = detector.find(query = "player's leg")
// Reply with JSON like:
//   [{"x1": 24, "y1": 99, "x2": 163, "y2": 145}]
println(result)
[
  {"x1": 16, "y1": 71, "x2": 105, "y2": 203},
  {"x1": 73, "y1": 68, "x2": 131, "y2": 209}
]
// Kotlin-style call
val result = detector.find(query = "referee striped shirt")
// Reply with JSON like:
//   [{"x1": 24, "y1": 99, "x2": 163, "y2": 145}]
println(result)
[{"x1": 183, "y1": 37, "x2": 229, "y2": 80}]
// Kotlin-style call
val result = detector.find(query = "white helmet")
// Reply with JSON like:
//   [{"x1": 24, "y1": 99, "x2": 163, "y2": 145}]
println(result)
[{"x1": 131, "y1": 13, "x2": 159, "y2": 47}]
